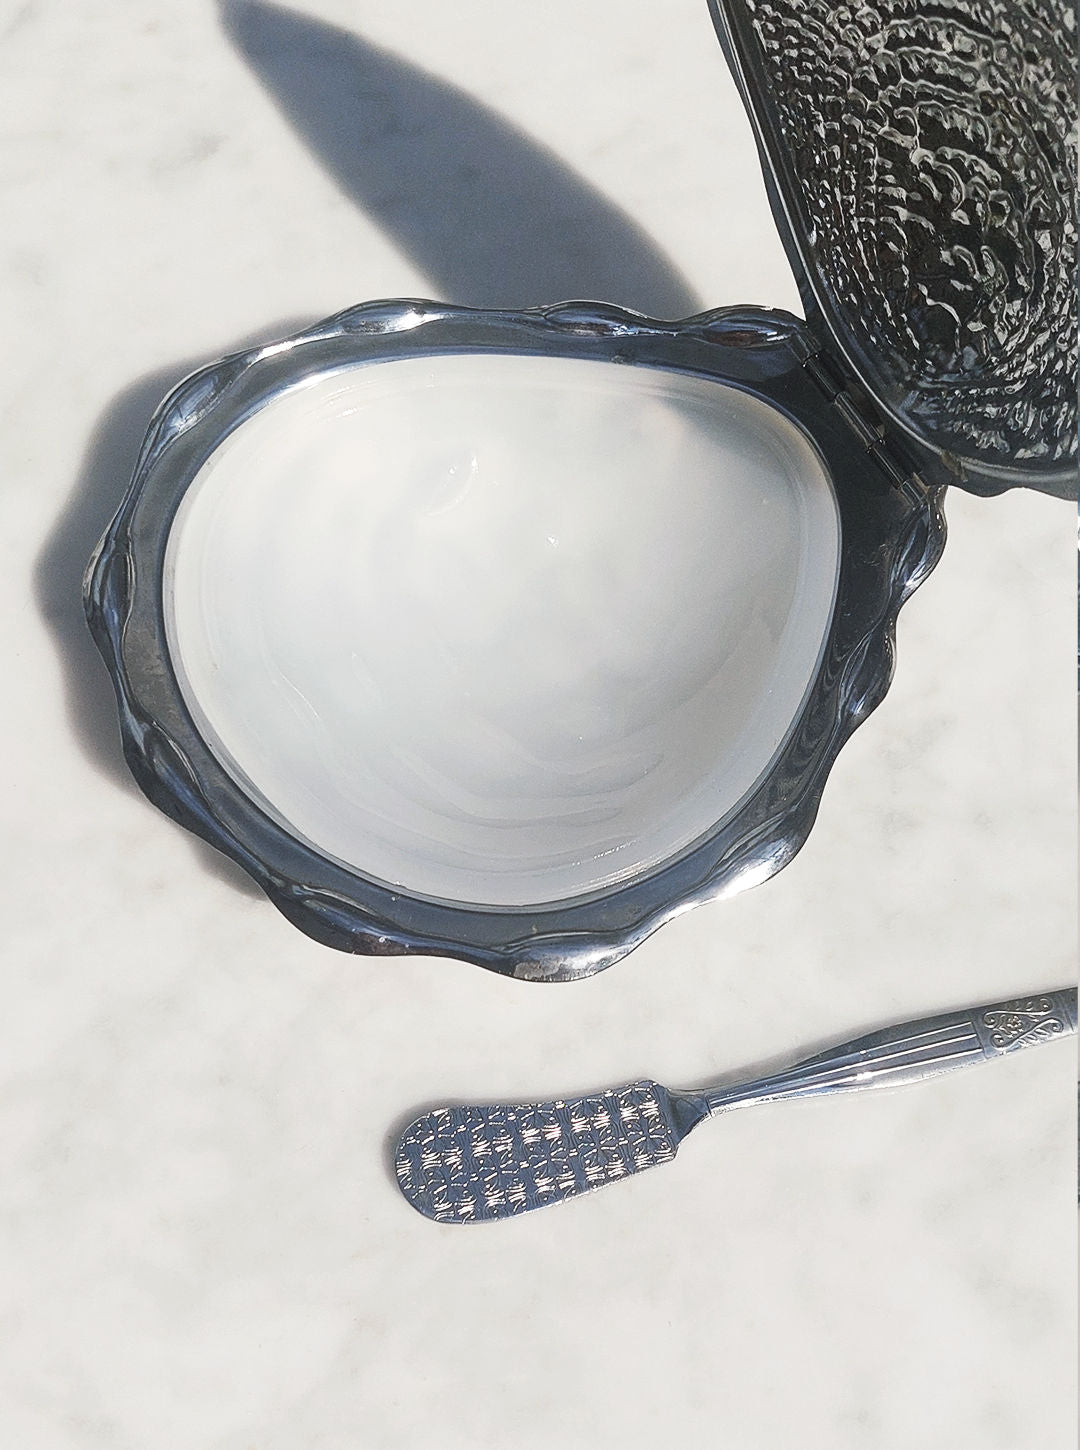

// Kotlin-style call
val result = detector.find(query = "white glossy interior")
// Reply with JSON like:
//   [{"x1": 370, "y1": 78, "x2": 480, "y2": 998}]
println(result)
[{"x1": 164, "y1": 352, "x2": 840, "y2": 907}]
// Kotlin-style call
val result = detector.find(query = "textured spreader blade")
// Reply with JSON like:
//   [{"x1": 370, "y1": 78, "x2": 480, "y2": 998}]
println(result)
[{"x1": 395, "y1": 1080, "x2": 684, "y2": 1223}]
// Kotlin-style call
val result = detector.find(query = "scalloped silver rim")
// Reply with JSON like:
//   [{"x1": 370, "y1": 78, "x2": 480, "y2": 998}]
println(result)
[{"x1": 85, "y1": 299, "x2": 946, "y2": 981}]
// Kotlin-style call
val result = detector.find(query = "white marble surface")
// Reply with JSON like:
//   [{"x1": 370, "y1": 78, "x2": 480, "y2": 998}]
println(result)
[{"x1": 1, "y1": 2, "x2": 1076, "y2": 1446}]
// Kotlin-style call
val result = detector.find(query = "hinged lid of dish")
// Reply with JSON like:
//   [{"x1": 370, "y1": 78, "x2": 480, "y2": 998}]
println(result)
[{"x1": 708, "y1": 0, "x2": 1077, "y2": 498}]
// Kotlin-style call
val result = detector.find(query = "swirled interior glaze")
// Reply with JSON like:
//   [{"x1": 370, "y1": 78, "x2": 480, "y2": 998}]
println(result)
[{"x1": 164, "y1": 353, "x2": 840, "y2": 907}]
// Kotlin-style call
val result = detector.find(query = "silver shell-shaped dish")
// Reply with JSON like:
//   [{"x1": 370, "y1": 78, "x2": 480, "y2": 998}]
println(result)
[{"x1": 86, "y1": 300, "x2": 944, "y2": 981}]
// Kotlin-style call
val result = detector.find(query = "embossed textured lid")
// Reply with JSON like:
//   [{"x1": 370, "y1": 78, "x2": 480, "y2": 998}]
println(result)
[{"x1": 708, "y1": 0, "x2": 1077, "y2": 497}]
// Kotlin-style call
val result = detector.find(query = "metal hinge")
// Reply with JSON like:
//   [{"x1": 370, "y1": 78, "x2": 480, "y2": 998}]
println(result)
[{"x1": 802, "y1": 349, "x2": 930, "y2": 507}]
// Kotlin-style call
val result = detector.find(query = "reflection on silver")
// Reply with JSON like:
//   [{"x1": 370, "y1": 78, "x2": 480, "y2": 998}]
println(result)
[{"x1": 395, "y1": 989, "x2": 1077, "y2": 1222}]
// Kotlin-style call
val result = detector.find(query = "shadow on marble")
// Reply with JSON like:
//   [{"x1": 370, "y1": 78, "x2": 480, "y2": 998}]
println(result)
[{"x1": 220, "y1": 0, "x2": 701, "y2": 318}]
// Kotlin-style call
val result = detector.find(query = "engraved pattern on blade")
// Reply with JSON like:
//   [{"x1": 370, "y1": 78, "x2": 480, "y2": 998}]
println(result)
[
  {"x1": 974, "y1": 994, "x2": 1074, "y2": 1052},
  {"x1": 741, "y1": 0, "x2": 1078, "y2": 464},
  {"x1": 395, "y1": 1081, "x2": 679, "y2": 1222}
]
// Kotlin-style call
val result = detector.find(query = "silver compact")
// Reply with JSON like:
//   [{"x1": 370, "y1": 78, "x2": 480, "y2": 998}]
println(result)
[{"x1": 86, "y1": 0, "x2": 1076, "y2": 980}]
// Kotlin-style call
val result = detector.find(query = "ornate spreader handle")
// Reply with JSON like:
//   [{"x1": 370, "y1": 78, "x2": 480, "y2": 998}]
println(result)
[
  {"x1": 701, "y1": 992, "x2": 1077, "y2": 1113},
  {"x1": 395, "y1": 991, "x2": 1077, "y2": 1223}
]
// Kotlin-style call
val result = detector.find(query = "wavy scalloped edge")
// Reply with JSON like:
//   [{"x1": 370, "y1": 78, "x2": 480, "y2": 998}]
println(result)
[{"x1": 85, "y1": 299, "x2": 946, "y2": 982}]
